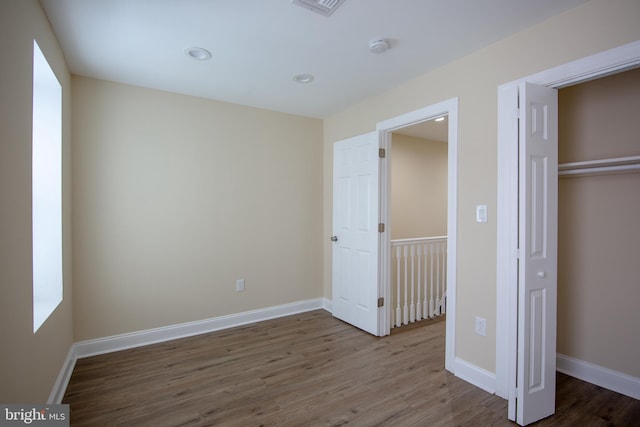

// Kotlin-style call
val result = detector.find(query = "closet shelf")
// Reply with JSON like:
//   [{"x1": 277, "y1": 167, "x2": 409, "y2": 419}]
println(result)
[{"x1": 558, "y1": 155, "x2": 640, "y2": 177}]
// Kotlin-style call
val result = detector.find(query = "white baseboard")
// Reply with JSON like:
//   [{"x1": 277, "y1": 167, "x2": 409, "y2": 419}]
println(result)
[
  {"x1": 74, "y1": 298, "x2": 325, "y2": 358},
  {"x1": 557, "y1": 353, "x2": 640, "y2": 400},
  {"x1": 50, "y1": 298, "x2": 325, "y2": 401},
  {"x1": 454, "y1": 357, "x2": 496, "y2": 394},
  {"x1": 322, "y1": 297, "x2": 332, "y2": 313},
  {"x1": 48, "y1": 345, "x2": 77, "y2": 404},
  {"x1": 55, "y1": 304, "x2": 639, "y2": 405},
  {"x1": 452, "y1": 354, "x2": 639, "y2": 402}
]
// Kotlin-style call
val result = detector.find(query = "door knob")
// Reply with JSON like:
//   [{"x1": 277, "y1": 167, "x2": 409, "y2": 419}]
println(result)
[{"x1": 330, "y1": 236, "x2": 338, "y2": 242}]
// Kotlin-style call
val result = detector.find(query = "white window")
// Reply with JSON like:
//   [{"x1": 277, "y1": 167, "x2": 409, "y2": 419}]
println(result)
[{"x1": 32, "y1": 40, "x2": 63, "y2": 333}]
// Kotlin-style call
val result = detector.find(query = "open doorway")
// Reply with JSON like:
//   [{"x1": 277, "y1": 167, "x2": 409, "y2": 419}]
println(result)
[
  {"x1": 376, "y1": 97, "x2": 458, "y2": 373},
  {"x1": 389, "y1": 117, "x2": 448, "y2": 329}
]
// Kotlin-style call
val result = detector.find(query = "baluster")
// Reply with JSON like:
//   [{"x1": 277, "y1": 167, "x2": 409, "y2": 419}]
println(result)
[
  {"x1": 395, "y1": 245, "x2": 401, "y2": 327},
  {"x1": 416, "y1": 244, "x2": 422, "y2": 321},
  {"x1": 429, "y1": 243, "x2": 435, "y2": 318},
  {"x1": 409, "y1": 245, "x2": 415, "y2": 322},
  {"x1": 390, "y1": 237, "x2": 448, "y2": 326},
  {"x1": 423, "y1": 243, "x2": 429, "y2": 319},
  {"x1": 403, "y1": 245, "x2": 409, "y2": 325}
]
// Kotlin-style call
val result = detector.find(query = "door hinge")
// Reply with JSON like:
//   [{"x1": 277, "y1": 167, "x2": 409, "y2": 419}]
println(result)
[
  {"x1": 377, "y1": 297, "x2": 384, "y2": 307},
  {"x1": 378, "y1": 223, "x2": 385, "y2": 233},
  {"x1": 379, "y1": 148, "x2": 386, "y2": 158}
]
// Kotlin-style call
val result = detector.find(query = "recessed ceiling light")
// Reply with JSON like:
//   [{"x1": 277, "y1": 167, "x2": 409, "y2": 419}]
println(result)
[
  {"x1": 184, "y1": 47, "x2": 212, "y2": 61},
  {"x1": 293, "y1": 73, "x2": 314, "y2": 84},
  {"x1": 435, "y1": 117, "x2": 445, "y2": 122}
]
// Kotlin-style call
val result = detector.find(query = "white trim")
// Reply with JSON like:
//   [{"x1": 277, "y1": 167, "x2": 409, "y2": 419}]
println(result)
[
  {"x1": 322, "y1": 297, "x2": 333, "y2": 313},
  {"x1": 74, "y1": 298, "x2": 324, "y2": 358},
  {"x1": 454, "y1": 357, "x2": 496, "y2": 394},
  {"x1": 557, "y1": 354, "x2": 640, "y2": 400},
  {"x1": 378, "y1": 129, "x2": 390, "y2": 337},
  {"x1": 391, "y1": 236, "x2": 448, "y2": 244},
  {"x1": 496, "y1": 83, "x2": 520, "y2": 403},
  {"x1": 499, "y1": 40, "x2": 640, "y2": 89},
  {"x1": 50, "y1": 299, "x2": 325, "y2": 402},
  {"x1": 376, "y1": 97, "x2": 459, "y2": 373},
  {"x1": 496, "y1": 40, "x2": 640, "y2": 407},
  {"x1": 47, "y1": 345, "x2": 77, "y2": 404}
]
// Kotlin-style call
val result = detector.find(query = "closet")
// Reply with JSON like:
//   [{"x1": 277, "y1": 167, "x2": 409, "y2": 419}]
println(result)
[{"x1": 557, "y1": 67, "x2": 640, "y2": 381}]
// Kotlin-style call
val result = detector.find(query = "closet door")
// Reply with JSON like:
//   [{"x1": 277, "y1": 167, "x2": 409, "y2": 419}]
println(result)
[{"x1": 516, "y1": 82, "x2": 558, "y2": 425}]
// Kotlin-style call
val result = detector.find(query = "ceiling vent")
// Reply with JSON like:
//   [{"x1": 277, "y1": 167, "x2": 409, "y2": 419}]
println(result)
[{"x1": 291, "y1": 0, "x2": 346, "y2": 17}]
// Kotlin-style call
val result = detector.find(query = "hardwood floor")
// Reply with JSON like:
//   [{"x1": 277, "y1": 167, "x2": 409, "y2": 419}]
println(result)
[{"x1": 63, "y1": 310, "x2": 639, "y2": 426}]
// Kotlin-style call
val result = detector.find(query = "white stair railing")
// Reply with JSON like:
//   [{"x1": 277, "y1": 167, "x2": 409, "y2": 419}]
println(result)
[{"x1": 391, "y1": 236, "x2": 447, "y2": 329}]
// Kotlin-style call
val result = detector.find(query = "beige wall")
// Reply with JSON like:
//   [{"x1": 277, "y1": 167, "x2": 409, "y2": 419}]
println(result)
[
  {"x1": 557, "y1": 68, "x2": 640, "y2": 378},
  {"x1": 0, "y1": 0, "x2": 74, "y2": 402},
  {"x1": 558, "y1": 67, "x2": 640, "y2": 163},
  {"x1": 323, "y1": 0, "x2": 640, "y2": 373},
  {"x1": 391, "y1": 134, "x2": 447, "y2": 239},
  {"x1": 72, "y1": 77, "x2": 324, "y2": 341}
]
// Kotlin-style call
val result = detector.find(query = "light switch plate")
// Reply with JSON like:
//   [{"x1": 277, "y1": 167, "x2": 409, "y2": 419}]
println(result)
[{"x1": 476, "y1": 205, "x2": 488, "y2": 223}]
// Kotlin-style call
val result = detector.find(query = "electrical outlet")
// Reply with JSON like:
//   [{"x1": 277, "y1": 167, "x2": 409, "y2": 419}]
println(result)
[
  {"x1": 475, "y1": 316, "x2": 487, "y2": 336},
  {"x1": 236, "y1": 279, "x2": 245, "y2": 292}
]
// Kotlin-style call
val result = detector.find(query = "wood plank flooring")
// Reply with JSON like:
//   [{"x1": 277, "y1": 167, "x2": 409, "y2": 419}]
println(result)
[{"x1": 63, "y1": 310, "x2": 640, "y2": 426}]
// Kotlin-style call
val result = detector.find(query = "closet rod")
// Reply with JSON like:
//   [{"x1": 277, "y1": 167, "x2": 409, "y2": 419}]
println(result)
[
  {"x1": 558, "y1": 155, "x2": 640, "y2": 177},
  {"x1": 559, "y1": 163, "x2": 640, "y2": 176}
]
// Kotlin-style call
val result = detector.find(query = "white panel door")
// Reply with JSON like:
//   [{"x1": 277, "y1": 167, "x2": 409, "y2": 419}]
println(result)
[
  {"x1": 516, "y1": 82, "x2": 558, "y2": 425},
  {"x1": 332, "y1": 131, "x2": 381, "y2": 336}
]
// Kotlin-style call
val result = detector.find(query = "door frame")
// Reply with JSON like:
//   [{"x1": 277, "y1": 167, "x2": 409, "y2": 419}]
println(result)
[
  {"x1": 496, "y1": 40, "x2": 640, "y2": 412},
  {"x1": 377, "y1": 97, "x2": 458, "y2": 372}
]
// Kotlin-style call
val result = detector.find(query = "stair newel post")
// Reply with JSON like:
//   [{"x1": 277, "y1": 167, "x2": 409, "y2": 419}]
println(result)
[
  {"x1": 435, "y1": 242, "x2": 441, "y2": 316},
  {"x1": 441, "y1": 241, "x2": 447, "y2": 314},
  {"x1": 395, "y1": 245, "x2": 402, "y2": 327},
  {"x1": 416, "y1": 244, "x2": 422, "y2": 321}
]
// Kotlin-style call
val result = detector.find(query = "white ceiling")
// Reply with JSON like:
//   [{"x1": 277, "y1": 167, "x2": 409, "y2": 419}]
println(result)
[{"x1": 40, "y1": 0, "x2": 588, "y2": 120}]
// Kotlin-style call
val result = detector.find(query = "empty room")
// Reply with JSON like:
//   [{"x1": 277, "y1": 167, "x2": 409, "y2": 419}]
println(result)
[{"x1": 2, "y1": 0, "x2": 639, "y2": 425}]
